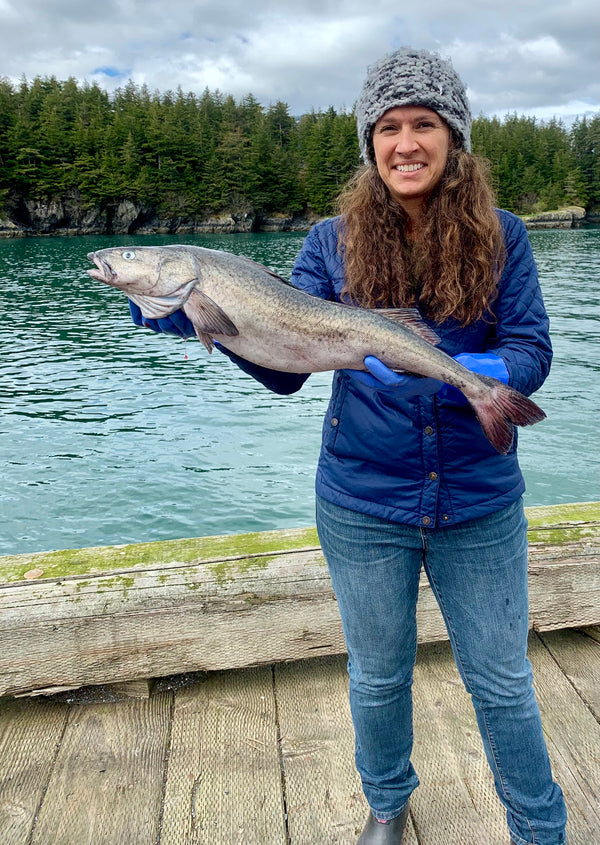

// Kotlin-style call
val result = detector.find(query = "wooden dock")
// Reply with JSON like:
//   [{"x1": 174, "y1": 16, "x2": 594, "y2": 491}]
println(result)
[
  {"x1": 1, "y1": 501, "x2": 599, "y2": 843},
  {"x1": 1, "y1": 629, "x2": 599, "y2": 844}
]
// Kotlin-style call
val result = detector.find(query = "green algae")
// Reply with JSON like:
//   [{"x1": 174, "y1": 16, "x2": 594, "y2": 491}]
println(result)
[
  {"x1": 525, "y1": 501, "x2": 600, "y2": 545},
  {"x1": 1, "y1": 504, "x2": 596, "y2": 586},
  {"x1": 0, "y1": 526, "x2": 320, "y2": 585},
  {"x1": 208, "y1": 555, "x2": 275, "y2": 585},
  {"x1": 526, "y1": 501, "x2": 599, "y2": 525}
]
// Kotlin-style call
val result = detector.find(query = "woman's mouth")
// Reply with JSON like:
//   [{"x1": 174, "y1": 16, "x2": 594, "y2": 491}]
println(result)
[{"x1": 394, "y1": 163, "x2": 425, "y2": 173}]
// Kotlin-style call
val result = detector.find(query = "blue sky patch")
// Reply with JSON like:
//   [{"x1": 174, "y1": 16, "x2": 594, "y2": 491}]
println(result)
[{"x1": 93, "y1": 66, "x2": 129, "y2": 79}]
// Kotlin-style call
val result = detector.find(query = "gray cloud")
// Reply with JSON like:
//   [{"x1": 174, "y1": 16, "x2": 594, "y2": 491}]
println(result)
[{"x1": 0, "y1": 0, "x2": 597, "y2": 120}]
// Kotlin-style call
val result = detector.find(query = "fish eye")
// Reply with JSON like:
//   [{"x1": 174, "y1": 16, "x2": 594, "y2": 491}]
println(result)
[{"x1": 122, "y1": 250, "x2": 136, "y2": 260}]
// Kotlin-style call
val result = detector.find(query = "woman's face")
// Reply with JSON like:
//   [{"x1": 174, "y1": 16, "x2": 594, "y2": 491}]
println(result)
[{"x1": 372, "y1": 105, "x2": 451, "y2": 218}]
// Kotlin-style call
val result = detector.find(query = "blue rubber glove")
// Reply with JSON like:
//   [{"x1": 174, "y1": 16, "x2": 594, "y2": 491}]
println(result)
[
  {"x1": 345, "y1": 356, "x2": 443, "y2": 396},
  {"x1": 129, "y1": 301, "x2": 196, "y2": 338},
  {"x1": 438, "y1": 352, "x2": 509, "y2": 405}
]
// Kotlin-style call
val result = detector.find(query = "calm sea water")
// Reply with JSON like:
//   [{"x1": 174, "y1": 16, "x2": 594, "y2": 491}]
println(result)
[{"x1": 1, "y1": 228, "x2": 598, "y2": 556}]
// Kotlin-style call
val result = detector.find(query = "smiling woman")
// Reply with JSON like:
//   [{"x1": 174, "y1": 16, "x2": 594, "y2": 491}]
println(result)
[
  {"x1": 371, "y1": 105, "x2": 451, "y2": 219},
  {"x1": 272, "y1": 47, "x2": 567, "y2": 845}
]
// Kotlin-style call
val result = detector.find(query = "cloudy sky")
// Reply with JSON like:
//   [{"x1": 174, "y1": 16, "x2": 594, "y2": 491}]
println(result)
[{"x1": 0, "y1": 0, "x2": 598, "y2": 122}]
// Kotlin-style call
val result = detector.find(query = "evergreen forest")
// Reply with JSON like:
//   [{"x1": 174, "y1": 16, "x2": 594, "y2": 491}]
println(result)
[{"x1": 0, "y1": 75, "x2": 598, "y2": 221}]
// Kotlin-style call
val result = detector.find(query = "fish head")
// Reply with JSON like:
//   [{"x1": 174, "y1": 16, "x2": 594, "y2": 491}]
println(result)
[{"x1": 87, "y1": 246, "x2": 200, "y2": 318}]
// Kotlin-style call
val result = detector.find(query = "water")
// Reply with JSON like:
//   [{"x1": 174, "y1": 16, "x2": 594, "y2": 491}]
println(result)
[{"x1": 1, "y1": 228, "x2": 598, "y2": 556}]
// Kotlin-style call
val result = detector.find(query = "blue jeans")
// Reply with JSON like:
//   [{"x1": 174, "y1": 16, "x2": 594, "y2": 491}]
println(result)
[{"x1": 316, "y1": 496, "x2": 567, "y2": 845}]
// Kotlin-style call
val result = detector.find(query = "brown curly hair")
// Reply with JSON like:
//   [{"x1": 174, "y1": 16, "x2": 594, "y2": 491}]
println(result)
[{"x1": 337, "y1": 147, "x2": 506, "y2": 325}]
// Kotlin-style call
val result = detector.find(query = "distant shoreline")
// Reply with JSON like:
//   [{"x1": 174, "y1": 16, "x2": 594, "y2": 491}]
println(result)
[
  {"x1": 0, "y1": 203, "x2": 321, "y2": 239},
  {"x1": 0, "y1": 202, "x2": 598, "y2": 239},
  {"x1": 520, "y1": 206, "x2": 599, "y2": 230}
]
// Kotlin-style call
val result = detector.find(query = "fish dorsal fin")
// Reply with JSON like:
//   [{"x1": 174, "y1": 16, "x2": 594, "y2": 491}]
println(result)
[
  {"x1": 376, "y1": 307, "x2": 440, "y2": 345},
  {"x1": 182, "y1": 288, "x2": 239, "y2": 353}
]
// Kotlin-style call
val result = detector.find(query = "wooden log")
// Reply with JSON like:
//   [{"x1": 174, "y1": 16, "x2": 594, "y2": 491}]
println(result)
[{"x1": 0, "y1": 502, "x2": 598, "y2": 697}]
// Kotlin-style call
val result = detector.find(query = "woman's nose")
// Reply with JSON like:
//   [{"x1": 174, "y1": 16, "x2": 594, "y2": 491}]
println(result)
[{"x1": 395, "y1": 130, "x2": 419, "y2": 154}]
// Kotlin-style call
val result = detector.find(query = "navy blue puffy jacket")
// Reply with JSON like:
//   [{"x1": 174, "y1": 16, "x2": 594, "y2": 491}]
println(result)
[{"x1": 226, "y1": 210, "x2": 552, "y2": 527}]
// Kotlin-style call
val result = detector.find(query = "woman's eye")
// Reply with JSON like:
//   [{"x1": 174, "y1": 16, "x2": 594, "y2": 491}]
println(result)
[{"x1": 122, "y1": 250, "x2": 136, "y2": 260}]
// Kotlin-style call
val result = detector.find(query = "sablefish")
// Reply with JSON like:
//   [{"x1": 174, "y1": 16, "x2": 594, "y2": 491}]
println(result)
[{"x1": 87, "y1": 244, "x2": 546, "y2": 454}]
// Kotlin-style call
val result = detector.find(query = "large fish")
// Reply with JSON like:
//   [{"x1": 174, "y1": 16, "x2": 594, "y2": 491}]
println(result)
[{"x1": 87, "y1": 244, "x2": 545, "y2": 454}]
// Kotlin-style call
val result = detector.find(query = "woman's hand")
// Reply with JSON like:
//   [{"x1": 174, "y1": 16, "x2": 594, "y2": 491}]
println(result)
[
  {"x1": 438, "y1": 352, "x2": 509, "y2": 404},
  {"x1": 345, "y1": 356, "x2": 443, "y2": 396},
  {"x1": 345, "y1": 352, "x2": 509, "y2": 402}
]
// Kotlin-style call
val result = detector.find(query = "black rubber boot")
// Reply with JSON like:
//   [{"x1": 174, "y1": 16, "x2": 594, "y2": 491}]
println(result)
[{"x1": 357, "y1": 803, "x2": 410, "y2": 844}]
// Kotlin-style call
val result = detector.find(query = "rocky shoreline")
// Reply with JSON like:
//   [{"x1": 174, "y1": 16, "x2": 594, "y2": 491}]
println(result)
[
  {"x1": 0, "y1": 196, "x2": 597, "y2": 239},
  {"x1": 0, "y1": 194, "x2": 322, "y2": 238},
  {"x1": 521, "y1": 206, "x2": 598, "y2": 230}
]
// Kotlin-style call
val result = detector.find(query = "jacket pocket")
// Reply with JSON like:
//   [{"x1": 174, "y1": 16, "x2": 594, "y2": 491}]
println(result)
[{"x1": 321, "y1": 374, "x2": 347, "y2": 454}]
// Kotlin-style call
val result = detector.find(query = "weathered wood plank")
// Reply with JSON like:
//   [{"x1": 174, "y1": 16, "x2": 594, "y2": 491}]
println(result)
[
  {"x1": 579, "y1": 625, "x2": 600, "y2": 644},
  {"x1": 29, "y1": 693, "x2": 172, "y2": 845},
  {"x1": 525, "y1": 501, "x2": 600, "y2": 538},
  {"x1": 1, "y1": 551, "x2": 595, "y2": 698},
  {"x1": 0, "y1": 697, "x2": 68, "y2": 845},
  {"x1": 538, "y1": 628, "x2": 600, "y2": 716},
  {"x1": 0, "y1": 548, "x2": 345, "y2": 696},
  {"x1": 0, "y1": 502, "x2": 597, "y2": 696},
  {"x1": 159, "y1": 666, "x2": 286, "y2": 845},
  {"x1": 410, "y1": 641, "x2": 507, "y2": 844},
  {"x1": 274, "y1": 655, "x2": 363, "y2": 845},
  {"x1": 528, "y1": 633, "x2": 600, "y2": 845}
]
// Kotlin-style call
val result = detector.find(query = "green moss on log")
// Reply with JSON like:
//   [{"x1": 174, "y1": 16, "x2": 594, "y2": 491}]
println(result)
[
  {"x1": 525, "y1": 502, "x2": 600, "y2": 545},
  {"x1": 0, "y1": 526, "x2": 320, "y2": 584},
  {"x1": 208, "y1": 555, "x2": 275, "y2": 585},
  {"x1": 0, "y1": 503, "x2": 597, "y2": 586}
]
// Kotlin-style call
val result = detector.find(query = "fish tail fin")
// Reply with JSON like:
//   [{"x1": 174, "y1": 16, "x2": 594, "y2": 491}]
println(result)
[{"x1": 468, "y1": 376, "x2": 546, "y2": 454}]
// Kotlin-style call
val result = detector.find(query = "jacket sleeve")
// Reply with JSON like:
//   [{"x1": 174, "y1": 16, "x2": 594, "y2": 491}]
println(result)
[
  {"x1": 290, "y1": 221, "x2": 338, "y2": 299},
  {"x1": 215, "y1": 343, "x2": 309, "y2": 395},
  {"x1": 488, "y1": 212, "x2": 552, "y2": 396}
]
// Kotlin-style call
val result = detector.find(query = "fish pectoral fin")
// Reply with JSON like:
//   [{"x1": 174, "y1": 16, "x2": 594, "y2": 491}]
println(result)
[
  {"x1": 183, "y1": 289, "x2": 239, "y2": 346},
  {"x1": 196, "y1": 332, "x2": 215, "y2": 353},
  {"x1": 376, "y1": 307, "x2": 441, "y2": 345}
]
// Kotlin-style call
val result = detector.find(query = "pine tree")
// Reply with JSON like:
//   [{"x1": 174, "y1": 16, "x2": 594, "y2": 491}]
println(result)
[{"x1": 0, "y1": 77, "x2": 597, "y2": 222}]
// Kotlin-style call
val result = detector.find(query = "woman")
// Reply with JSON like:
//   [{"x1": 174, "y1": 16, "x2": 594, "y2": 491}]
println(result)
[{"x1": 131, "y1": 48, "x2": 567, "y2": 845}]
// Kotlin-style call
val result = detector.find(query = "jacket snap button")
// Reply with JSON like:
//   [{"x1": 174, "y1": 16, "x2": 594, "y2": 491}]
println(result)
[
  {"x1": 429, "y1": 472, "x2": 438, "y2": 481},
  {"x1": 331, "y1": 417, "x2": 339, "y2": 427},
  {"x1": 424, "y1": 426, "x2": 434, "y2": 435},
  {"x1": 442, "y1": 514, "x2": 450, "y2": 521},
  {"x1": 422, "y1": 516, "x2": 431, "y2": 526}
]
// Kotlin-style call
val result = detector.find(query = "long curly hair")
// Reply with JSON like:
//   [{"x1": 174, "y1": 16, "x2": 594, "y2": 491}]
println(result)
[{"x1": 336, "y1": 147, "x2": 506, "y2": 325}]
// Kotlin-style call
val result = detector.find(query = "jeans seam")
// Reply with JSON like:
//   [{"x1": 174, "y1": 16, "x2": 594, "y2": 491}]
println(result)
[{"x1": 422, "y1": 549, "x2": 526, "y2": 825}]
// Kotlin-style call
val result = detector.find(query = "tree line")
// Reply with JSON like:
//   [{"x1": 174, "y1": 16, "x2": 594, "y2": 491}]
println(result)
[{"x1": 0, "y1": 75, "x2": 598, "y2": 220}]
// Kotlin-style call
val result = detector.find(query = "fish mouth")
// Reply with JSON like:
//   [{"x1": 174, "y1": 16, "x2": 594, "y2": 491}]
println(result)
[{"x1": 87, "y1": 252, "x2": 118, "y2": 285}]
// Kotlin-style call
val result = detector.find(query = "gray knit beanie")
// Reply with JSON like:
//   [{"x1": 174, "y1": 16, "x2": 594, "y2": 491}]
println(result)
[{"x1": 356, "y1": 47, "x2": 472, "y2": 162}]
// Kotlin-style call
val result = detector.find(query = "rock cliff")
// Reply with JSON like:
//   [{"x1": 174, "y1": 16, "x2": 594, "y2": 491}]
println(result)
[
  {"x1": 522, "y1": 206, "x2": 588, "y2": 230},
  {"x1": 0, "y1": 192, "x2": 321, "y2": 238}
]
